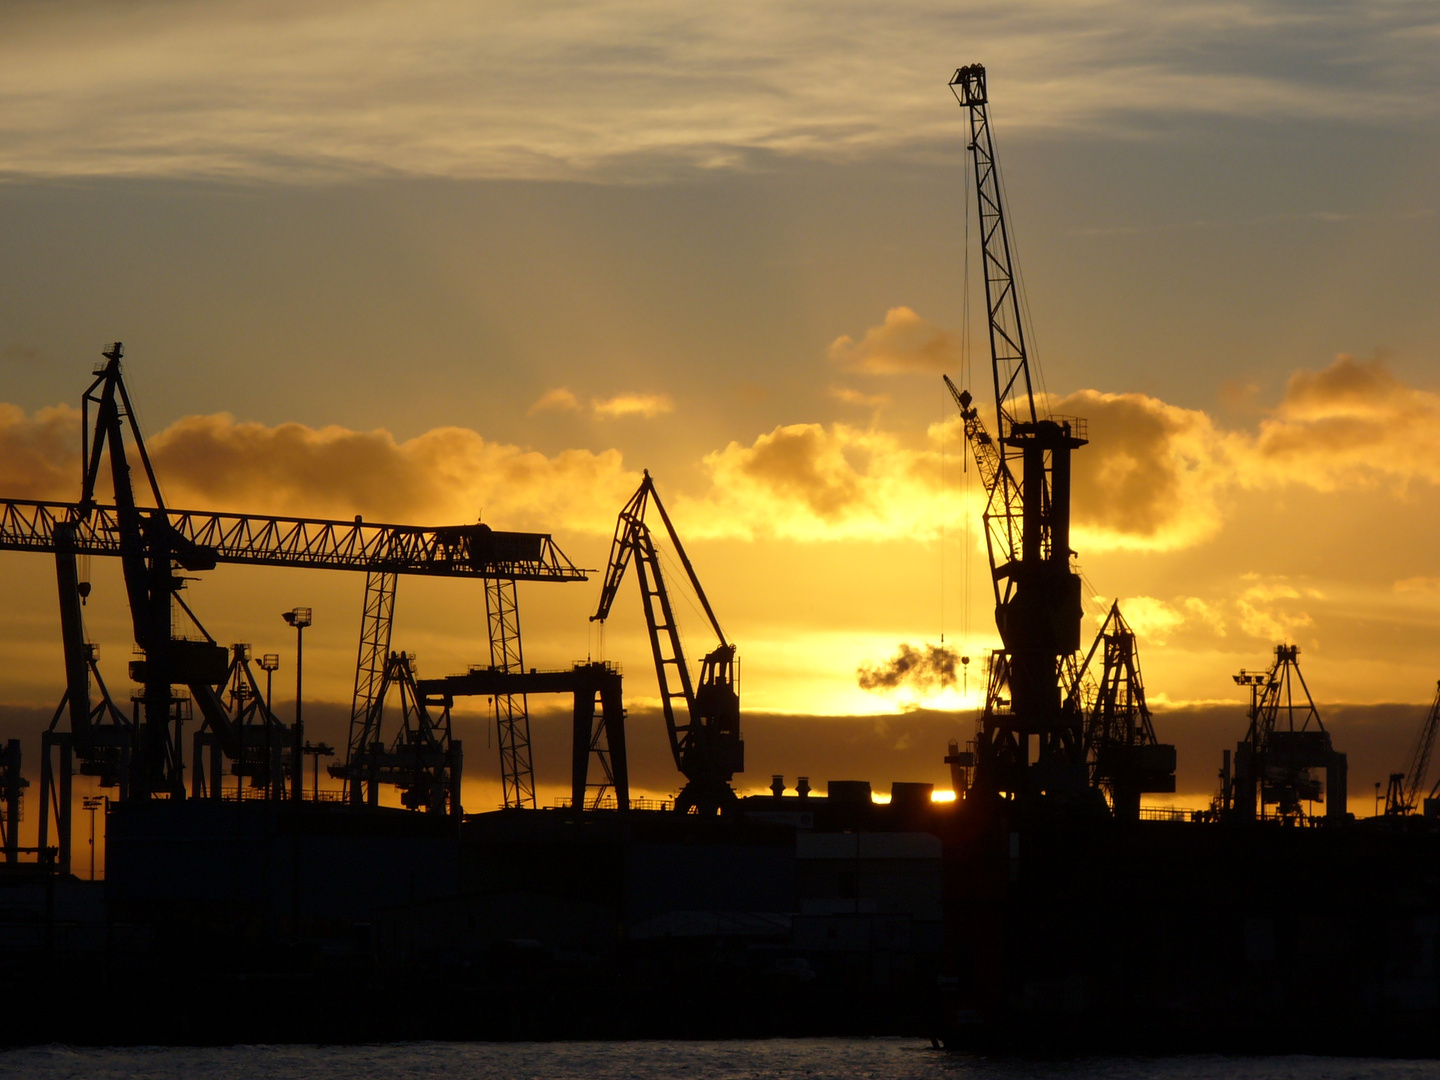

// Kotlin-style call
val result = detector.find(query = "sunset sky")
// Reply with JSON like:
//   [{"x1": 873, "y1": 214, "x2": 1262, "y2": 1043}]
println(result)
[{"x1": 2, "y1": 0, "x2": 1439, "y2": 819}]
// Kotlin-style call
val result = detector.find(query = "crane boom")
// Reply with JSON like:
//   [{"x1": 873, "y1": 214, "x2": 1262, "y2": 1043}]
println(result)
[
  {"x1": 943, "y1": 374, "x2": 1021, "y2": 603},
  {"x1": 951, "y1": 65, "x2": 1037, "y2": 438},
  {"x1": 1389, "y1": 681, "x2": 1440, "y2": 815}
]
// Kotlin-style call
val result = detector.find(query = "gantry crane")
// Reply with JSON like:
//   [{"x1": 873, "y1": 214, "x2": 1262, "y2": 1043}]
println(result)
[
  {"x1": 1384, "y1": 681, "x2": 1440, "y2": 816},
  {"x1": 946, "y1": 65, "x2": 1089, "y2": 803},
  {"x1": 591, "y1": 471, "x2": 743, "y2": 815},
  {"x1": 1067, "y1": 602, "x2": 1176, "y2": 820},
  {"x1": 0, "y1": 345, "x2": 586, "y2": 869},
  {"x1": 1223, "y1": 645, "x2": 1347, "y2": 823}
]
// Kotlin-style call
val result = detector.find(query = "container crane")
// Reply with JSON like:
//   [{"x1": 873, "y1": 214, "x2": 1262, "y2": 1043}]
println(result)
[
  {"x1": 1384, "y1": 681, "x2": 1440, "y2": 816},
  {"x1": 1223, "y1": 645, "x2": 1347, "y2": 824},
  {"x1": 591, "y1": 471, "x2": 743, "y2": 815},
  {"x1": 946, "y1": 64, "x2": 1089, "y2": 803}
]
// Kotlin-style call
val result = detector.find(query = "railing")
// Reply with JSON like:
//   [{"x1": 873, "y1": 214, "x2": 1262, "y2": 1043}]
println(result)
[
  {"x1": 1138, "y1": 806, "x2": 1199, "y2": 823},
  {"x1": 219, "y1": 787, "x2": 347, "y2": 803},
  {"x1": 1049, "y1": 414, "x2": 1088, "y2": 441},
  {"x1": 547, "y1": 795, "x2": 673, "y2": 812}
]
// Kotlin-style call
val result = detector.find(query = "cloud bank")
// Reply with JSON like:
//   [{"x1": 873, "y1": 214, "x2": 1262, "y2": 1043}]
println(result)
[
  {"x1": 0, "y1": 1, "x2": 1436, "y2": 181},
  {"x1": 1, "y1": 352, "x2": 1435, "y2": 554}
]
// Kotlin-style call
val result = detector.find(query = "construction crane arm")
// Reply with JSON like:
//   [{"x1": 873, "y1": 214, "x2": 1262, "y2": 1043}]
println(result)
[
  {"x1": 590, "y1": 478, "x2": 648, "y2": 623},
  {"x1": 949, "y1": 64, "x2": 1037, "y2": 436},
  {"x1": 590, "y1": 472, "x2": 742, "y2": 813},
  {"x1": 644, "y1": 478, "x2": 727, "y2": 648},
  {"x1": 0, "y1": 499, "x2": 586, "y2": 582},
  {"x1": 1401, "y1": 681, "x2": 1440, "y2": 812}
]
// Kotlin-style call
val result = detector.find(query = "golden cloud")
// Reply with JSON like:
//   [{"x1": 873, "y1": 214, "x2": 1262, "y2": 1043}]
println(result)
[
  {"x1": 829, "y1": 386, "x2": 891, "y2": 408},
  {"x1": 828, "y1": 307, "x2": 959, "y2": 375},
  {"x1": 687, "y1": 421, "x2": 954, "y2": 541},
  {"x1": 1234, "y1": 576, "x2": 1321, "y2": 642},
  {"x1": 144, "y1": 414, "x2": 640, "y2": 534},
  {"x1": 1250, "y1": 354, "x2": 1440, "y2": 491},
  {"x1": 0, "y1": 352, "x2": 1433, "y2": 557},
  {"x1": 527, "y1": 387, "x2": 581, "y2": 415},
  {"x1": 0, "y1": 403, "x2": 79, "y2": 501},
  {"x1": 1106, "y1": 595, "x2": 1187, "y2": 646},
  {"x1": 1050, "y1": 388, "x2": 1238, "y2": 552}
]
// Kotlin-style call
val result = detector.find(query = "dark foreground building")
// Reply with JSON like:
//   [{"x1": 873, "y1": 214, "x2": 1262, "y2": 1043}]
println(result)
[{"x1": 2, "y1": 786, "x2": 1440, "y2": 1051}]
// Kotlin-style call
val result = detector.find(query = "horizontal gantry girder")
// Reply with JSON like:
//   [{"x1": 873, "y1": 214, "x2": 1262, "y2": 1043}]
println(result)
[{"x1": 0, "y1": 499, "x2": 587, "y2": 582}]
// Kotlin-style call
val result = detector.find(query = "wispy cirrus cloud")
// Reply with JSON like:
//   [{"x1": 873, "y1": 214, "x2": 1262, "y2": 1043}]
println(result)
[
  {"x1": 592, "y1": 393, "x2": 674, "y2": 420},
  {"x1": 0, "y1": 1, "x2": 1436, "y2": 181},
  {"x1": 528, "y1": 387, "x2": 674, "y2": 420}
]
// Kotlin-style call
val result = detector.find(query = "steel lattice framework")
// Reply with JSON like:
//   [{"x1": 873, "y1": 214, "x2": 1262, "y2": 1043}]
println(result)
[
  {"x1": 0, "y1": 499, "x2": 584, "y2": 581},
  {"x1": 947, "y1": 64, "x2": 1088, "y2": 802},
  {"x1": 487, "y1": 577, "x2": 535, "y2": 810}
]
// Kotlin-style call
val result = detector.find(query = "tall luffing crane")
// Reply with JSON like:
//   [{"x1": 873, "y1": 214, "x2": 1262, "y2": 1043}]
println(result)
[
  {"x1": 1385, "y1": 681, "x2": 1440, "y2": 816},
  {"x1": 591, "y1": 472, "x2": 743, "y2": 815},
  {"x1": 946, "y1": 64, "x2": 1089, "y2": 802}
]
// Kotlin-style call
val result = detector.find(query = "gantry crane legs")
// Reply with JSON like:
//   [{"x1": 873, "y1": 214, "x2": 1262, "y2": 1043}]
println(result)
[{"x1": 2, "y1": 344, "x2": 588, "y2": 867}]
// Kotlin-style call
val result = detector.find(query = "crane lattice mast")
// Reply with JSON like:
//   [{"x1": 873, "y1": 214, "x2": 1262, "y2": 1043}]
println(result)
[{"x1": 947, "y1": 64, "x2": 1089, "y2": 803}]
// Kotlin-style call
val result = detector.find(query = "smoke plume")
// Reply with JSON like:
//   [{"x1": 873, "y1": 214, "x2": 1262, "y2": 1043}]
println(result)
[{"x1": 857, "y1": 642, "x2": 959, "y2": 693}]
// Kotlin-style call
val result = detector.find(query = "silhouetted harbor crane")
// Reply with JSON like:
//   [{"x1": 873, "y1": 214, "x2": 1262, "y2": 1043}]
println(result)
[
  {"x1": 0, "y1": 344, "x2": 587, "y2": 869},
  {"x1": 591, "y1": 471, "x2": 744, "y2": 815}
]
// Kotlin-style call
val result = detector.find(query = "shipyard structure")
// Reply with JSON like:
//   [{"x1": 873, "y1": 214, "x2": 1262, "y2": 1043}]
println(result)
[{"x1": 3, "y1": 64, "x2": 1440, "y2": 1050}]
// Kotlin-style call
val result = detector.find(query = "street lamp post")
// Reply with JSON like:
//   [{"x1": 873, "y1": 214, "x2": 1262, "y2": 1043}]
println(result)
[
  {"x1": 82, "y1": 795, "x2": 107, "y2": 881},
  {"x1": 259, "y1": 654, "x2": 280, "y2": 800},
  {"x1": 282, "y1": 609, "x2": 311, "y2": 802},
  {"x1": 259, "y1": 654, "x2": 280, "y2": 718}
]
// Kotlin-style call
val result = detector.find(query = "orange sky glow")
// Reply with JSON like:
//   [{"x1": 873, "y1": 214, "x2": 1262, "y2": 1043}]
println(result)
[{"x1": 1, "y1": 1, "x2": 1439, "y2": 834}]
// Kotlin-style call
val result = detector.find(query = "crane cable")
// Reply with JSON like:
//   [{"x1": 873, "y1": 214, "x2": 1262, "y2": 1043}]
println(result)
[{"x1": 960, "y1": 135, "x2": 973, "y2": 700}]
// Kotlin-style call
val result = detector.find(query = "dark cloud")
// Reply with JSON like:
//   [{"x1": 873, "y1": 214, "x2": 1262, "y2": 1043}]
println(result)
[
  {"x1": 857, "y1": 642, "x2": 958, "y2": 693},
  {"x1": 1153, "y1": 701, "x2": 1427, "y2": 810},
  {"x1": 522, "y1": 702, "x2": 972, "y2": 797}
]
